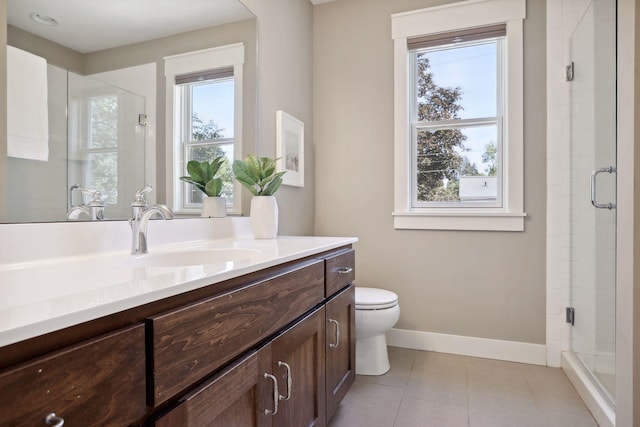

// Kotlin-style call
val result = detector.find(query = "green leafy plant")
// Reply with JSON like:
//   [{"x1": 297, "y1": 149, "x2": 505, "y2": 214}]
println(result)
[
  {"x1": 232, "y1": 155, "x2": 286, "y2": 196},
  {"x1": 179, "y1": 157, "x2": 227, "y2": 197}
]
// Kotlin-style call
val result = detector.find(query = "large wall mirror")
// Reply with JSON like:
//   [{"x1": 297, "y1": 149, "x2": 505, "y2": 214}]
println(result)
[{"x1": 4, "y1": 0, "x2": 257, "y2": 223}]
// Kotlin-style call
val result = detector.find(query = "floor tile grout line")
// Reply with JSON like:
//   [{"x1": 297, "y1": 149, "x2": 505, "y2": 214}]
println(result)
[{"x1": 392, "y1": 349, "x2": 416, "y2": 427}]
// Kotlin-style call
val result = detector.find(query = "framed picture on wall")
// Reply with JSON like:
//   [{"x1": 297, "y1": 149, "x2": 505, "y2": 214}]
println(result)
[{"x1": 276, "y1": 110, "x2": 304, "y2": 187}]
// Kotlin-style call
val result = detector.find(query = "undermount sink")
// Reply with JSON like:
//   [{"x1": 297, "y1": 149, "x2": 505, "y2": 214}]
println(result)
[{"x1": 120, "y1": 248, "x2": 261, "y2": 268}]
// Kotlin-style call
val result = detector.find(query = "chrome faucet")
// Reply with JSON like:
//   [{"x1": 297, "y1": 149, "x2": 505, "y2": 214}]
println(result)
[
  {"x1": 129, "y1": 185, "x2": 174, "y2": 255},
  {"x1": 66, "y1": 185, "x2": 106, "y2": 221}
]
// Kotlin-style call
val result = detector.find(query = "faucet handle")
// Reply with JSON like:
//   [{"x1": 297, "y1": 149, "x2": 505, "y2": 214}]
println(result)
[
  {"x1": 70, "y1": 184, "x2": 103, "y2": 206},
  {"x1": 132, "y1": 184, "x2": 153, "y2": 207}
]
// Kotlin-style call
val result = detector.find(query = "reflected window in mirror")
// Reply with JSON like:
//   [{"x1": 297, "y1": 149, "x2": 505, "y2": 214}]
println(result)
[
  {"x1": 176, "y1": 69, "x2": 235, "y2": 211},
  {"x1": 165, "y1": 44, "x2": 244, "y2": 215}
]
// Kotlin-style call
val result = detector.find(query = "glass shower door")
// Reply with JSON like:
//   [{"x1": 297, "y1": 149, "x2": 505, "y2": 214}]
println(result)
[
  {"x1": 569, "y1": 0, "x2": 617, "y2": 400},
  {"x1": 67, "y1": 72, "x2": 146, "y2": 220}
]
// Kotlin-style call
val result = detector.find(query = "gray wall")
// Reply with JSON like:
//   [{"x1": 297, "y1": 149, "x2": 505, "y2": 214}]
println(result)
[
  {"x1": 313, "y1": 0, "x2": 547, "y2": 344},
  {"x1": 241, "y1": 0, "x2": 315, "y2": 235},
  {"x1": 8, "y1": 25, "x2": 83, "y2": 73}
]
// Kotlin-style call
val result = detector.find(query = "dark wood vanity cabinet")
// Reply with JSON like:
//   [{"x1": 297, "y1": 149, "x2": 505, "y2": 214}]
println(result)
[
  {"x1": 154, "y1": 346, "x2": 272, "y2": 427},
  {"x1": 0, "y1": 245, "x2": 355, "y2": 427},
  {"x1": 0, "y1": 324, "x2": 146, "y2": 427},
  {"x1": 270, "y1": 307, "x2": 327, "y2": 427},
  {"x1": 147, "y1": 259, "x2": 325, "y2": 407},
  {"x1": 154, "y1": 306, "x2": 328, "y2": 427},
  {"x1": 153, "y1": 248, "x2": 355, "y2": 427},
  {"x1": 325, "y1": 285, "x2": 356, "y2": 421}
]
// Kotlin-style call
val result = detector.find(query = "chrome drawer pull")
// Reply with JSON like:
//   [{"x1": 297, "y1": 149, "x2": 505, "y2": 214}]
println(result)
[
  {"x1": 263, "y1": 373, "x2": 279, "y2": 415},
  {"x1": 45, "y1": 413, "x2": 64, "y2": 427},
  {"x1": 332, "y1": 267, "x2": 353, "y2": 275},
  {"x1": 277, "y1": 361, "x2": 292, "y2": 401},
  {"x1": 328, "y1": 319, "x2": 340, "y2": 348}
]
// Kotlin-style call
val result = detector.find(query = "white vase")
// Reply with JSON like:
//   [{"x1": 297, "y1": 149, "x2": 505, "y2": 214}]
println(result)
[
  {"x1": 202, "y1": 196, "x2": 226, "y2": 218},
  {"x1": 250, "y1": 196, "x2": 278, "y2": 239}
]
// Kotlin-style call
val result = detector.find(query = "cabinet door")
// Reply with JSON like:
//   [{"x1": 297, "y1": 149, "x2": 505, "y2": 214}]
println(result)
[
  {"x1": 0, "y1": 324, "x2": 146, "y2": 427},
  {"x1": 270, "y1": 307, "x2": 326, "y2": 427},
  {"x1": 154, "y1": 346, "x2": 273, "y2": 427},
  {"x1": 325, "y1": 284, "x2": 356, "y2": 421}
]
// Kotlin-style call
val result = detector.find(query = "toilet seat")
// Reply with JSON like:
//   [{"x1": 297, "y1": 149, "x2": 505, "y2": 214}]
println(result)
[{"x1": 355, "y1": 287, "x2": 398, "y2": 310}]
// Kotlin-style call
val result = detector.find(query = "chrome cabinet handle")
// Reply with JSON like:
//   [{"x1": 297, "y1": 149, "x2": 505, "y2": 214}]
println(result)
[
  {"x1": 277, "y1": 361, "x2": 292, "y2": 401},
  {"x1": 328, "y1": 319, "x2": 340, "y2": 348},
  {"x1": 45, "y1": 413, "x2": 64, "y2": 427},
  {"x1": 590, "y1": 166, "x2": 616, "y2": 210},
  {"x1": 263, "y1": 373, "x2": 279, "y2": 415},
  {"x1": 332, "y1": 267, "x2": 353, "y2": 275}
]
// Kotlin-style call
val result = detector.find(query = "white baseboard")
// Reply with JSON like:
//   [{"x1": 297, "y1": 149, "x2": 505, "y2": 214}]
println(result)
[{"x1": 387, "y1": 328, "x2": 547, "y2": 366}]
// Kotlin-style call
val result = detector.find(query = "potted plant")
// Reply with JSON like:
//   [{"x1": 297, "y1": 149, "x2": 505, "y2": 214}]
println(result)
[
  {"x1": 180, "y1": 157, "x2": 228, "y2": 218},
  {"x1": 233, "y1": 155, "x2": 286, "y2": 238}
]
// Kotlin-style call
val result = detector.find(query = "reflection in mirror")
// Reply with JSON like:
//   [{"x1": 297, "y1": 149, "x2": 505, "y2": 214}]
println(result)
[
  {"x1": 4, "y1": 0, "x2": 256, "y2": 223},
  {"x1": 67, "y1": 71, "x2": 147, "y2": 221}
]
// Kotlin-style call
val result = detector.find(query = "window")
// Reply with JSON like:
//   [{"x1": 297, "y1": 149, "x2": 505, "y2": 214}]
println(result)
[
  {"x1": 86, "y1": 94, "x2": 119, "y2": 205},
  {"x1": 164, "y1": 44, "x2": 244, "y2": 215},
  {"x1": 392, "y1": 0, "x2": 526, "y2": 231},
  {"x1": 175, "y1": 69, "x2": 235, "y2": 211}
]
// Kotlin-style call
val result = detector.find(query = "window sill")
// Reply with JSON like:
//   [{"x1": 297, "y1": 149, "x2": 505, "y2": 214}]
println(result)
[{"x1": 392, "y1": 210, "x2": 526, "y2": 231}]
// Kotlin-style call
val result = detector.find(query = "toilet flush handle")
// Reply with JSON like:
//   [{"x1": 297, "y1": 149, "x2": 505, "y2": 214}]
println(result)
[{"x1": 328, "y1": 319, "x2": 340, "y2": 348}]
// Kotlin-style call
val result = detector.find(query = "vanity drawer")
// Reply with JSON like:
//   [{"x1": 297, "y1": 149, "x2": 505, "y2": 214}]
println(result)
[
  {"x1": 325, "y1": 249, "x2": 355, "y2": 296},
  {"x1": 148, "y1": 259, "x2": 325, "y2": 406},
  {"x1": 0, "y1": 324, "x2": 146, "y2": 427}
]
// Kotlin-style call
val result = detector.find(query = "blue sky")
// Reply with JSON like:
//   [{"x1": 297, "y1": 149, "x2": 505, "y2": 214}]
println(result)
[
  {"x1": 420, "y1": 41, "x2": 498, "y2": 174},
  {"x1": 192, "y1": 78, "x2": 234, "y2": 138}
]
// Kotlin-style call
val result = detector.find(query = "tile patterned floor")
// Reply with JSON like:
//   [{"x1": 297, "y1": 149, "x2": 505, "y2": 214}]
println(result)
[{"x1": 328, "y1": 347, "x2": 599, "y2": 427}]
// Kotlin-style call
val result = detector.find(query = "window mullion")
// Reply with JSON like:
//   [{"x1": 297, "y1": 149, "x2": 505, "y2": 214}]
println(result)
[{"x1": 414, "y1": 117, "x2": 499, "y2": 130}]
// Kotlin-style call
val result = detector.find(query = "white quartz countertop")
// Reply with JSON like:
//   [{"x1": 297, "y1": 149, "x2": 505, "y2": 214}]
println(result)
[{"x1": 0, "y1": 235, "x2": 357, "y2": 347}]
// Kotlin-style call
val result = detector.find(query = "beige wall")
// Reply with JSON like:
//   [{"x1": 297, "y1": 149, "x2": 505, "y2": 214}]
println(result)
[
  {"x1": 616, "y1": 0, "x2": 640, "y2": 423},
  {"x1": 241, "y1": 0, "x2": 315, "y2": 235},
  {"x1": 313, "y1": 0, "x2": 547, "y2": 344}
]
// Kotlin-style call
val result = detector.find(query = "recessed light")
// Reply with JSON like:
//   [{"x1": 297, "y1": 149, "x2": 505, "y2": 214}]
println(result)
[{"x1": 29, "y1": 13, "x2": 58, "y2": 26}]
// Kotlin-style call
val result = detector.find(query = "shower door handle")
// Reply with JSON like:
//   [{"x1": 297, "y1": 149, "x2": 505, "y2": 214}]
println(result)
[{"x1": 590, "y1": 166, "x2": 616, "y2": 210}]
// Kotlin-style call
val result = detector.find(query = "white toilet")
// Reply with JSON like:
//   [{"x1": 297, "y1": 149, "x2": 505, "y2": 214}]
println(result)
[{"x1": 355, "y1": 287, "x2": 400, "y2": 375}]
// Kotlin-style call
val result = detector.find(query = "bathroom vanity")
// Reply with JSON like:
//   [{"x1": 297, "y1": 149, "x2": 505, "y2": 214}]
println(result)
[{"x1": 0, "y1": 221, "x2": 356, "y2": 426}]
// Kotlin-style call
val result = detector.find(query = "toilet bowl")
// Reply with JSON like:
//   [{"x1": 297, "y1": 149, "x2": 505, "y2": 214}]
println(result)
[{"x1": 355, "y1": 287, "x2": 400, "y2": 375}]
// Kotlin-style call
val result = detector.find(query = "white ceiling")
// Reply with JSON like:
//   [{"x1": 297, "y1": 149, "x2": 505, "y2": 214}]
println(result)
[{"x1": 7, "y1": 0, "x2": 255, "y2": 54}]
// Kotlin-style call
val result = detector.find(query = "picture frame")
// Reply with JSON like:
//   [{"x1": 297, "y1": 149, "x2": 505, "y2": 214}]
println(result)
[{"x1": 276, "y1": 110, "x2": 304, "y2": 187}]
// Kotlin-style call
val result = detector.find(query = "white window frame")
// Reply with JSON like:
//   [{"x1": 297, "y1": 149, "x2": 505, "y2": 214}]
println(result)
[
  {"x1": 164, "y1": 43, "x2": 244, "y2": 215},
  {"x1": 392, "y1": 0, "x2": 526, "y2": 231},
  {"x1": 410, "y1": 37, "x2": 504, "y2": 209}
]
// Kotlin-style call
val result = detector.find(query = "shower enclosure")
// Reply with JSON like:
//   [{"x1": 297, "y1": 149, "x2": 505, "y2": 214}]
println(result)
[
  {"x1": 67, "y1": 70, "x2": 146, "y2": 221},
  {"x1": 568, "y1": 0, "x2": 617, "y2": 416}
]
